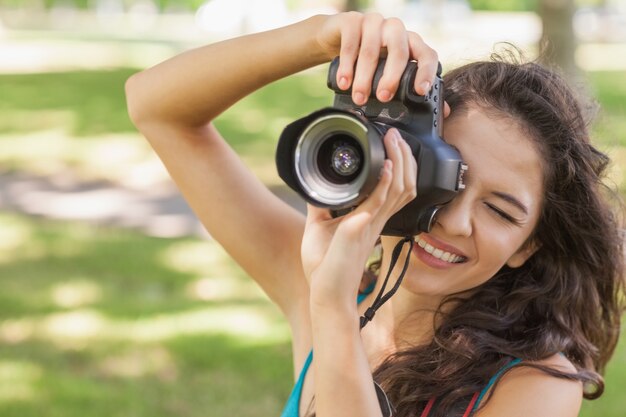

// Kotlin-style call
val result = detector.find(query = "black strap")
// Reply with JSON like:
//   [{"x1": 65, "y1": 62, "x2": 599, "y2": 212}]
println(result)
[
  {"x1": 360, "y1": 236, "x2": 414, "y2": 329},
  {"x1": 360, "y1": 236, "x2": 414, "y2": 417}
]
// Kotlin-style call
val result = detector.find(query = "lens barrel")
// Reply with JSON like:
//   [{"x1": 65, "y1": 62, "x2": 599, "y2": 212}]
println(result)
[{"x1": 281, "y1": 110, "x2": 384, "y2": 209}]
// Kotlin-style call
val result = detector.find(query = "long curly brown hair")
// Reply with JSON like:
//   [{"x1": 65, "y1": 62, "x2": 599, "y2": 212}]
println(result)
[{"x1": 368, "y1": 54, "x2": 625, "y2": 416}]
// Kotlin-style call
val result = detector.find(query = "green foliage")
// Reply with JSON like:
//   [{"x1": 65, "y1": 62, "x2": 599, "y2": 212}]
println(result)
[
  {"x1": 468, "y1": 0, "x2": 536, "y2": 12},
  {"x1": 467, "y1": 0, "x2": 605, "y2": 12}
]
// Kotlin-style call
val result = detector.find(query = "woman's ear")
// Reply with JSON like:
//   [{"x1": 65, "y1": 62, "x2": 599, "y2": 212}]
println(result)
[{"x1": 506, "y1": 240, "x2": 540, "y2": 268}]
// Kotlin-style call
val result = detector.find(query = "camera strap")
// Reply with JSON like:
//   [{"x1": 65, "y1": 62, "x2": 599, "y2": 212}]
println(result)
[
  {"x1": 359, "y1": 236, "x2": 414, "y2": 330},
  {"x1": 358, "y1": 236, "x2": 414, "y2": 417}
]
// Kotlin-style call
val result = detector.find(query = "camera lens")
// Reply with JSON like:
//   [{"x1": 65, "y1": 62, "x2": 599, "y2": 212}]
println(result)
[
  {"x1": 293, "y1": 113, "x2": 384, "y2": 208},
  {"x1": 317, "y1": 134, "x2": 363, "y2": 184}
]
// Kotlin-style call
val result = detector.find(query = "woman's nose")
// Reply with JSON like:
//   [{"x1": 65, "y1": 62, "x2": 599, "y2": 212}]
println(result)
[{"x1": 434, "y1": 193, "x2": 473, "y2": 237}]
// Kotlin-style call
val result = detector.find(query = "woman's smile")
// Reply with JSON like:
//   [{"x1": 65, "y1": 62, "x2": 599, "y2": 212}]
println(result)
[{"x1": 413, "y1": 234, "x2": 468, "y2": 269}]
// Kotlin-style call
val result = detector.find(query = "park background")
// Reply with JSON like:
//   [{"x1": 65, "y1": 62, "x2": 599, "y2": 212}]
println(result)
[{"x1": 0, "y1": 0, "x2": 624, "y2": 416}]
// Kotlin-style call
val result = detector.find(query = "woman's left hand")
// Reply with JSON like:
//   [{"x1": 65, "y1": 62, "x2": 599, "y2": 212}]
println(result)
[{"x1": 301, "y1": 127, "x2": 417, "y2": 313}]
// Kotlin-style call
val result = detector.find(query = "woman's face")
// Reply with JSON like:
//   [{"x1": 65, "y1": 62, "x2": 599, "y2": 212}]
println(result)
[{"x1": 382, "y1": 105, "x2": 545, "y2": 299}]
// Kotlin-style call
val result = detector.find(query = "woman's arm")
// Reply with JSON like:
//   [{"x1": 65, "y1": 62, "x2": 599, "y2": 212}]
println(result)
[{"x1": 124, "y1": 16, "x2": 334, "y2": 324}]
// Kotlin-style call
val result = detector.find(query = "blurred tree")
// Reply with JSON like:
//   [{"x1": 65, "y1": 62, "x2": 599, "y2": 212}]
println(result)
[
  {"x1": 339, "y1": 0, "x2": 370, "y2": 11},
  {"x1": 345, "y1": 0, "x2": 359, "y2": 10},
  {"x1": 537, "y1": 0, "x2": 580, "y2": 80}
]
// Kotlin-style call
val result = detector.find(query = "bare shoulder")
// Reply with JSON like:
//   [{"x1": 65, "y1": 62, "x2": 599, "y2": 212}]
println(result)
[{"x1": 475, "y1": 354, "x2": 583, "y2": 417}]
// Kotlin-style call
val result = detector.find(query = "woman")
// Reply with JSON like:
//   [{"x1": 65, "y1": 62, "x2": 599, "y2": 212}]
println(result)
[{"x1": 125, "y1": 12, "x2": 624, "y2": 417}]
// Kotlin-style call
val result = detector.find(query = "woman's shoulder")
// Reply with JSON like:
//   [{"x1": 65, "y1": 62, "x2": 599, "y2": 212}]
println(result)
[{"x1": 474, "y1": 354, "x2": 582, "y2": 417}]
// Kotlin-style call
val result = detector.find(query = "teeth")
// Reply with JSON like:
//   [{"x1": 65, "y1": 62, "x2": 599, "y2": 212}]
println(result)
[
  {"x1": 414, "y1": 236, "x2": 466, "y2": 264},
  {"x1": 424, "y1": 243, "x2": 435, "y2": 254}
]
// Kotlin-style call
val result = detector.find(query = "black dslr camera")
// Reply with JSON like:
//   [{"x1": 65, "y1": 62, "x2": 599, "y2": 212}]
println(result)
[{"x1": 275, "y1": 57, "x2": 467, "y2": 236}]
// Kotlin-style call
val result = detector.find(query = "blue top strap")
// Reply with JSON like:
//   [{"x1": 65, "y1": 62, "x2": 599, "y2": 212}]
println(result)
[
  {"x1": 472, "y1": 358, "x2": 522, "y2": 412},
  {"x1": 280, "y1": 350, "x2": 313, "y2": 417}
]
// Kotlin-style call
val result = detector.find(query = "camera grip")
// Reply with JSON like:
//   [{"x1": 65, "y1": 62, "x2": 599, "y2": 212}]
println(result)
[{"x1": 327, "y1": 57, "x2": 442, "y2": 106}]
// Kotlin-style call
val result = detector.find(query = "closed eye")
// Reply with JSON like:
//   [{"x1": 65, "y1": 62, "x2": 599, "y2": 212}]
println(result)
[{"x1": 485, "y1": 202, "x2": 523, "y2": 226}]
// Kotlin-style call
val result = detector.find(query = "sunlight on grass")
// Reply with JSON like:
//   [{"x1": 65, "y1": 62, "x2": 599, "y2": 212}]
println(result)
[
  {"x1": 0, "y1": 360, "x2": 42, "y2": 403},
  {"x1": 0, "y1": 129, "x2": 163, "y2": 184},
  {"x1": 0, "y1": 305, "x2": 289, "y2": 347},
  {"x1": 50, "y1": 280, "x2": 102, "y2": 309},
  {"x1": 159, "y1": 240, "x2": 228, "y2": 276},
  {"x1": 97, "y1": 346, "x2": 177, "y2": 381},
  {"x1": 185, "y1": 277, "x2": 264, "y2": 302},
  {"x1": 0, "y1": 109, "x2": 76, "y2": 134},
  {"x1": 160, "y1": 240, "x2": 266, "y2": 301},
  {"x1": 0, "y1": 319, "x2": 35, "y2": 345},
  {"x1": 0, "y1": 214, "x2": 33, "y2": 263}
]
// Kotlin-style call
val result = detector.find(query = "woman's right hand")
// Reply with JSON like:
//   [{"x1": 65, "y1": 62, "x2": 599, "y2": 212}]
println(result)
[{"x1": 315, "y1": 12, "x2": 441, "y2": 106}]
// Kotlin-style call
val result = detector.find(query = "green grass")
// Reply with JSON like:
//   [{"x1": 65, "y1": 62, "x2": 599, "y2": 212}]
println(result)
[
  {"x1": 0, "y1": 66, "x2": 624, "y2": 416},
  {"x1": 0, "y1": 212, "x2": 293, "y2": 417},
  {"x1": 0, "y1": 69, "x2": 137, "y2": 137}
]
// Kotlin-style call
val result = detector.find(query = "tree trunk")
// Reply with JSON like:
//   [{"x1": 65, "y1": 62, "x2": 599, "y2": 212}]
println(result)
[
  {"x1": 343, "y1": 0, "x2": 361, "y2": 11},
  {"x1": 537, "y1": 0, "x2": 579, "y2": 80}
]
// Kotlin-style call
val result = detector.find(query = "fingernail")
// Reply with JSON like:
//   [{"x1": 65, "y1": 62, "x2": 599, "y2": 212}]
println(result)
[
  {"x1": 378, "y1": 89, "x2": 391, "y2": 102},
  {"x1": 392, "y1": 128, "x2": 402, "y2": 141},
  {"x1": 354, "y1": 92, "x2": 365, "y2": 104},
  {"x1": 339, "y1": 76, "x2": 349, "y2": 89},
  {"x1": 420, "y1": 81, "x2": 431, "y2": 95}
]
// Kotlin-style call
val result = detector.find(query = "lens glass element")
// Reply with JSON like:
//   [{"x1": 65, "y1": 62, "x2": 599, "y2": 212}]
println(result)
[
  {"x1": 316, "y1": 133, "x2": 364, "y2": 184},
  {"x1": 332, "y1": 144, "x2": 361, "y2": 176}
]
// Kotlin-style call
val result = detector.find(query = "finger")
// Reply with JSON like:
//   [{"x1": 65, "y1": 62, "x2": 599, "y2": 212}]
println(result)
[
  {"x1": 336, "y1": 12, "x2": 363, "y2": 90},
  {"x1": 366, "y1": 135, "x2": 417, "y2": 233},
  {"x1": 377, "y1": 18, "x2": 409, "y2": 102},
  {"x1": 399, "y1": 138, "x2": 418, "y2": 206},
  {"x1": 353, "y1": 158, "x2": 393, "y2": 218},
  {"x1": 355, "y1": 128, "x2": 403, "y2": 219},
  {"x1": 407, "y1": 32, "x2": 439, "y2": 96},
  {"x1": 305, "y1": 203, "x2": 333, "y2": 224},
  {"x1": 444, "y1": 101, "x2": 451, "y2": 118},
  {"x1": 385, "y1": 128, "x2": 406, "y2": 203},
  {"x1": 352, "y1": 13, "x2": 385, "y2": 105}
]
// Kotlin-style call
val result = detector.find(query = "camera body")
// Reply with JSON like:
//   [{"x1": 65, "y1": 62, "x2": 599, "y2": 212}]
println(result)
[{"x1": 276, "y1": 57, "x2": 467, "y2": 236}]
